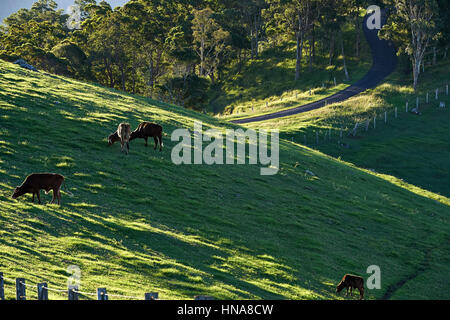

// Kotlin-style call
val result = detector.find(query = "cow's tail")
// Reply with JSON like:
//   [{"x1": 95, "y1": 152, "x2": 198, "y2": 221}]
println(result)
[{"x1": 62, "y1": 180, "x2": 74, "y2": 197}]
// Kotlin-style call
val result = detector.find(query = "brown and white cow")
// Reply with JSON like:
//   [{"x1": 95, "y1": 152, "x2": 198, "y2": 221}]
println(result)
[
  {"x1": 108, "y1": 123, "x2": 131, "y2": 154},
  {"x1": 11, "y1": 173, "x2": 72, "y2": 205}
]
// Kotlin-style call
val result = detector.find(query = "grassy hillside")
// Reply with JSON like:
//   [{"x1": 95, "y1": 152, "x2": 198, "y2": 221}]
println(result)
[
  {"x1": 244, "y1": 59, "x2": 450, "y2": 198},
  {"x1": 0, "y1": 60, "x2": 448, "y2": 300}
]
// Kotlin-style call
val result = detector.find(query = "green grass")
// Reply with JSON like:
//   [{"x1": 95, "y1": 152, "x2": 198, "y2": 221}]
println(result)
[
  {"x1": 243, "y1": 58, "x2": 450, "y2": 198},
  {"x1": 0, "y1": 60, "x2": 449, "y2": 300}
]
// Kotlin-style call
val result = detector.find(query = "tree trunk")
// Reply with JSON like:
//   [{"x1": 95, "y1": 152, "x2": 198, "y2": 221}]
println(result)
[
  {"x1": 433, "y1": 47, "x2": 436, "y2": 65},
  {"x1": 329, "y1": 33, "x2": 334, "y2": 65},
  {"x1": 254, "y1": 11, "x2": 260, "y2": 58},
  {"x1": 121, "y1": 64, "x2": 126, "y2": 92},
  {"x1": 413, "y1": 58, "x2": 420, "y2": 92},
  {"x1": 295, "y1": 33, "x2": 304, "y2": 81},
  {"x1": 341, "y1": 32, "x2": 349, "y2": 80},
  {"x1": 355, "y1": 17, "x2": 361, "y2": 58}
]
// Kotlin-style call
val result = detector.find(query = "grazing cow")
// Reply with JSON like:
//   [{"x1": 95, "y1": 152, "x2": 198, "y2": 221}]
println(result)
[
  {"x1": 129, "y1": 122, "x2": 164, "y2": 151},
  {"x1": 11, "y1": 173, "x2": 72, "y2": 205},
  {"x1": 108, "y1": 123, "x2": 131, "y2": 154},
  {"x1": 336, "y1": 274, "x2": 364, "y2": 300}
]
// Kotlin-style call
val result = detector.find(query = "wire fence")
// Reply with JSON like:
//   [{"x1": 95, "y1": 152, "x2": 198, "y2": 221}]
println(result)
[
  {"x1": 0, "y1": 271, "x2": 214, "y2": 301},
  {"x1": 288, "y1": 82, "x2": 449, "y2": 148}
]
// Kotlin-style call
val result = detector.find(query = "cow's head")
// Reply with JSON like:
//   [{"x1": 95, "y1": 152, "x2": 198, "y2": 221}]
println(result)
[
  {"x1": 108, "y1": 133, "x2": 118, "y2": 146},
  {"x1": 11, "y1": 186, "x2": 24, "y2": 199},
  {"x1": 336, "y1": 281, "x2": 345, "y2": 293}
]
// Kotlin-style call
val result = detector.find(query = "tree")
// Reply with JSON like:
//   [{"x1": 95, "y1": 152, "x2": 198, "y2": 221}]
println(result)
[
  {"x1": 380, "y1": 0, "x2": 440, "y2": 91},
  {"x1": 192, "y1": 8, "x2": 230, "y2": 83},
  {"x1": 266, "y1": 0, "x2": 315, "y2": 80}
]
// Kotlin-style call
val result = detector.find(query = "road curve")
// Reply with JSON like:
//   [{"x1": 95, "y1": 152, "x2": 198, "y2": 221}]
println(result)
[{"x1": 231, "y1": 11, "x2": 397, "y2": 125}]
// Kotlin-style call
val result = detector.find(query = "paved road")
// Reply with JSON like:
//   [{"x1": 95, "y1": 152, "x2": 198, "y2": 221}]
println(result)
[{"x1": 231, "y1": 11, "x2": 397, "y2": 125}]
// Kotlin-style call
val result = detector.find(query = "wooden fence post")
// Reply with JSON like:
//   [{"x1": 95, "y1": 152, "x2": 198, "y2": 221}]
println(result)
[
  {"x1": 68, "y1": 285, "x2": 79, "y2": 300},
  {"x1": 145, "y1": 293, "x2": 159, "y2": 300},
  {"x1": 37, "y1": 283, "x2": 48, "y2": 300},
  {"x1": 373, "y1": 116, "x2": 376, "y2": 129},
  {"x1": 97, "y1": 288, "x2": 108, "y2": 300},
  {"x1": 406, "y1": 101, "x2": 408, "y2": 112},
  {"x1": 395, "y1": 107, "x2": 397, "y2": 118},
  {"x1": 0, "y1": 272, "x2": 4, "y2": 300},
  {"x1": 16, "y1": 278, "x2": 26, "y2": 300},
  {"x1": 384, "y1": 111, "x2": 387, "y2": 123},
  {"x1": 426, "y1": 92, "x2": 429, "y2": 103},
  {"x1": 446, "y1": 84, "x2": 448, "y2": 95},
  {"x1": 416, "y1": 97, "x2": 419, "y2": 109},
  {"x1": 435, "y1": 89, "x2": 438, "y2": 100}
]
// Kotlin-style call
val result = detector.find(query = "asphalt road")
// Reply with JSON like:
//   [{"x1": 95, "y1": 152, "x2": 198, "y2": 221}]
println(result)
[{"x1": 231, "y1": 11, "x2": 398, "y2": 125}]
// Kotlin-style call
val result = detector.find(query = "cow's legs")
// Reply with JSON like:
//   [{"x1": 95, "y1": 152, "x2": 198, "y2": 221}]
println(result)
[
  {"x1": 57, "y1": 189, "x2": 61, "y2": 205},
  {"x1": 158, "y1": 134, "x2": 163, "y2": 151},
  {"x1": 350, "y1": 286, "x2": 353, "y2": 296},
  {"x1": 126, "y1": 142, "x2": 129, "y2": 154},
  {"x1": 37, "y1": 191, "x2": 41, "y2": 204},
  {"x1": 153, "y1": 136, "x2": 158, "y2": 150},
  {"x1": 32, "y1": 193, "x2": 35, "y2": 203},
  {"x1": 359, "y1": 287, "x2": 364, "y2": 300},
  {"x1": 345, "y1": 287, "x2": 349, "y2": 296},
  {"x1": 144, "y1": 137, "x2": 148, "y2": 146}
]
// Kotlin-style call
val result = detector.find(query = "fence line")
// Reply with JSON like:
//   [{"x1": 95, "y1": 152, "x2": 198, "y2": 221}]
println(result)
[
  {"x1": 291, "y1": 82, "x2": 448, "y2": 147},
  {"x1": 0, "y1": 272, "x2": 184, "y2": 300}
]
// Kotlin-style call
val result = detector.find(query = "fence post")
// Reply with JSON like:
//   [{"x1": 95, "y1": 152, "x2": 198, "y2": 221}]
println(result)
[
  {"x1": 16, "y1": 278, "x2": 26, "y2": 300},
  {"x1": 37, "y1": 283, "x2": 48, "y2": 300},
  {"x1": 416, "y1": 97, "x2": 419, "y2": 109},
  {"x1": 384, "y1": 111, "x2": 387, "y2": 123},
  {"x1": 334, "y1": 77, "x2": 336, "y2": 86},
  {"x1": 435, "y1": 89, "x2": 438, "y2": 100},
  {"x1": 68, "y1": 285, "x2": 79, "y2": 300},
  {"x1": 309, "y1": 88, "x2": 312, "y2": 95},
  {"x1": 0, "y1": 272, "x2": 4, "y2": 300},
  {"x1": 446, "y1": 84, "x2": 448, "y2": 95},
  {"x1": 395, "y1": 107, "x2": 397, "y2": 118},
  {"x1": 406, "y1": 101, "x2": 408, "y2": 112},
  {"x1": 373, "y1": 116, "x2": 376, "y2": 129},
  {"x1": 145, "y1": 293, "x2": 159, "y2": 300},
  {"x1": 97, "y1": 288, "x2": 108, "y2": 300}
]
